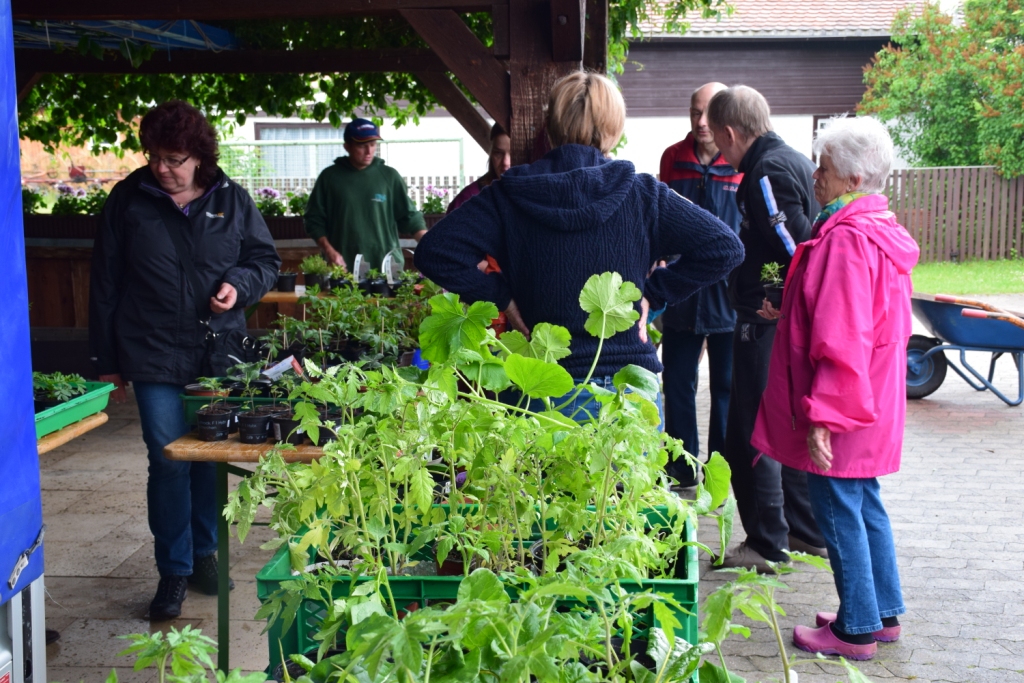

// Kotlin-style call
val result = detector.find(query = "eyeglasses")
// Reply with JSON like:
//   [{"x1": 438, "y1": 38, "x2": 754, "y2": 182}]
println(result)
[{"x1": 145, "y1": 152, "x2": 191, "y2": 169}]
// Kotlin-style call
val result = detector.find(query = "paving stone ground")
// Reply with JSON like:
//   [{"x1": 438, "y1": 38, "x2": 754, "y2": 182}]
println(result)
[{"x1": 38, "y1": 293, "x2": 1024, "y2": 682}]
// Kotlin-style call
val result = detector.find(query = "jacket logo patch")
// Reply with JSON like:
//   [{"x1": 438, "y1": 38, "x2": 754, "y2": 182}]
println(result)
[
  {"x1": 372, "y1": 194, "x2": 387, "y2": 203},
  {"x1": 206, "y1": 212, "x2": 225, "y2": 218}
]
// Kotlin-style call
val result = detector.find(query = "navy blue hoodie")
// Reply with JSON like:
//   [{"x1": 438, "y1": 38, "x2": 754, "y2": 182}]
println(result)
[{"x1": 415, "y1": 144, "x2": 744, "y2": 378}]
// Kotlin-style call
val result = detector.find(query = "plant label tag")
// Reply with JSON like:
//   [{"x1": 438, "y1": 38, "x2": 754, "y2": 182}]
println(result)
[{"x1": 263, "y1": 356, "x2": 295, "y2": 381}]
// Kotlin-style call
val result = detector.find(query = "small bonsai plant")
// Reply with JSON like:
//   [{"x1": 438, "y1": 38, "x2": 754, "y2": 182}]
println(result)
[
  {"x1": 761, "y1": 261, "x2": 785, "y2": 308},
  {"x1": 300, "y1": 254, "x2": 330, "y2": 276},
  {"x1": 760, "y1": 261, "x2": 784, "y2": 286}
]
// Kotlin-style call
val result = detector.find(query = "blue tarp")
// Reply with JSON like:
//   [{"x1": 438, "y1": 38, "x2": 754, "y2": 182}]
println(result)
[
  {"x1": 14, "y1": 19, "x2": 237, "y2": 52},
  {"x1": 0, "y1": 0, "x2": 45, "y2": 606}
]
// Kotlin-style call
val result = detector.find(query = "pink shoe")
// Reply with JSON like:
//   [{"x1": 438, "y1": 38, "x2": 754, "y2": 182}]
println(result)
[
  {"x1": 793, "y1": 624, "x2": 877, "y2": 660},
  {"x1": 816, "y1": 612, "x2": 901, "y2": 642}
]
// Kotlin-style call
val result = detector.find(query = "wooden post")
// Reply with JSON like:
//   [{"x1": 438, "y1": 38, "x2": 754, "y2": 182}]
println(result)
[
  {"x1": 415, "y1": 71, "x2": 492, "y2": 152},
  {"x1": 508, "y1": 0, "x2": 583, "y2": 165},
  {"x1": 583, "y1": 0, "x2": 608, "y2": 73}
]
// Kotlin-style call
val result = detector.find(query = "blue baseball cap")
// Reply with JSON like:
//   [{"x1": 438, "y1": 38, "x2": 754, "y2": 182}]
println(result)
[{"x1": 344, "y1": 118, "x2": 382, "y2": 143}]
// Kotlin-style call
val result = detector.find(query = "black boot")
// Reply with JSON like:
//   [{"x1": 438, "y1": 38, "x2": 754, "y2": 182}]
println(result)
[
  {"x1": 150, "y1": 575, "x2": 188, "y2": 621},
  {"x1": 187, "y1": 554, "x2": 235, "y2": 596}
]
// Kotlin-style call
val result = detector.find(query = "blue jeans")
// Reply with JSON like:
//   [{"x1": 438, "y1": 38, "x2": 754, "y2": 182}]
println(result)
[
  {"x1": 134, "y1": 381, "x2": 218, "y2": 577},
  {"x1": 806, "y1": 474, "x2": 905, "y2": 635},
  {"x1": 662, "y1": 329, "x2": 732, "y2": 484}
]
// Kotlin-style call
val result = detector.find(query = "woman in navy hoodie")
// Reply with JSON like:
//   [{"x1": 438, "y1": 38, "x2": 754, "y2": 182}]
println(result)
[{"x1": 415, "y1": 72, "x2": 743, "y2": 412}]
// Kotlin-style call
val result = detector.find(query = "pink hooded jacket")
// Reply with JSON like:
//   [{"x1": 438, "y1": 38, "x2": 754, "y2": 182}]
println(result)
[{"x1": 751, "y1": 194, "x2": 920, "y2": 478}]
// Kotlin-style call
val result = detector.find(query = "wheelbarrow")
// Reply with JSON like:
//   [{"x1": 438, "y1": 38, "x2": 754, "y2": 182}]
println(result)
[{"x1": 908, "y1": 293, "x2": 1024, "y2": 405}]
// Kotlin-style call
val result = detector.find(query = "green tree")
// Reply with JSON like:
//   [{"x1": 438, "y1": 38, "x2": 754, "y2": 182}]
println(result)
[
  {"x1": 19, "y1": 1, "x2": 727, "y2": 154},
  {"x1": 860, "y1": 0, "x2": 1024, "y2": 177}
]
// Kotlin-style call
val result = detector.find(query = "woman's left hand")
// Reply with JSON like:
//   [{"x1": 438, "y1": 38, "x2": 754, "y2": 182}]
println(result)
[
  {"x1": 757, "y1": 299, "x2": 782, "y2": 320},
  {"x1": 807, "y1": 425, "x2": 833, "y2": 471},
  {"x1": 210, "y1": 283, "x2": 238, "y2": 313},
  {"x1": 639, "y1": 297, "x2": 650, "y2": 343}
]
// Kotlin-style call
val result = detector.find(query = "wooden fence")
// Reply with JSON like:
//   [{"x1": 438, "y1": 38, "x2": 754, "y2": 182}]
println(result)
[{"x1": 885, "y1": 166, "x2": 1024, "y2": 263}]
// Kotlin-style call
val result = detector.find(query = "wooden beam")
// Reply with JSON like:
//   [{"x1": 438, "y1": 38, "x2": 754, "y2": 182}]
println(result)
[
  {"x1": 583, "y1": 0, "x2": 608, "y2": 73},
  {"x1": 415, "y1": 72, "x2": 492, "y2": 152},
  {"x1": 508, "y1": 0, "x2": 580, "y2": 164},
  {"x1": 13, "y1": 0, "x2": 491, "y2": 21},
  {"x1": 400, "y1": 9, "x2": 510, "y2": 133},
  {"x1": 15, "y1": 48, "x2": 448, "y2": 75},
  {"x1": 492, "y1": 0, "x2": 510, "y2": 59},
  {"x1": 550, "y1": 0, "x2": 584, "y2": 62}
]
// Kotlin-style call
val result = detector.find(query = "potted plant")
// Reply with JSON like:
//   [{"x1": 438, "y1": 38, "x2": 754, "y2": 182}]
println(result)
[
  {"x1": 194, "y1": 377, "x2": 233, "y2": 442},
  {"x1": 328, "y1": 264, "x2": 352, "y2": 290},
  {"x1": 227, "y1": 273, "x2": 736, "y2": 670},
  {"x1": 365, "y1": 267, "x2": 390, "y2": 297},
  {"x1": 234, "y1": 362, "x2": 276, "y2": 444},
  {"x1": 761, "y1": 261, "x2": 785, "y2": 308},
  {"x1": 300, "y1": 254, "x2": 330, "y2": 291},
  {"x1": 276, "y1": 270, "x2": 298, "y2": 292},
  {"x1": 32, "y1": 371, "x2": 87, "y2": 412}
]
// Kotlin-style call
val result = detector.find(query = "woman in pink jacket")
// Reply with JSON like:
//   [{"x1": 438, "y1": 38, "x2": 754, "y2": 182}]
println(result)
[{"x1": 751, "y1": 116, "x2": 919, "y2": 660}]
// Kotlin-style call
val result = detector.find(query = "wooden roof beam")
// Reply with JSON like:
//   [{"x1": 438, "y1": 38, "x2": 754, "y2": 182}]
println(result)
[
  {"x1": 415, "y1": 71, "x2": 491, "y2": 152},
  {"x1": 14, "y1": 48, "x2": 449, "y2": 74},
  {"x1": 12, "y1": 0, "x2": 492, "y2": 21},
  {"x1": 400, "y1": 9, "x2": 510, "y2": 134}
]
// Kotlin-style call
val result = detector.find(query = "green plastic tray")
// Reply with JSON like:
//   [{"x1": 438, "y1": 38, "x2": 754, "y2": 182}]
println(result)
[
  {"x1": 256, "y1": 520, "x2": 698, "y2": 671},
  {"x1": 34, "y1": 381, "x2": 115, "y2": 439}
]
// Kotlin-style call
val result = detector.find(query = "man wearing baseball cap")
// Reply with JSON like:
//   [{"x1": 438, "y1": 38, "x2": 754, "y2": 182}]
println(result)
[{"x1": 305, "y1": 117, "x2": 426, "y2": 272}]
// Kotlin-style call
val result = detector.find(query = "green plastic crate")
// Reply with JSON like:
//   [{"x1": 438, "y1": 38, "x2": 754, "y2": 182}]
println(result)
[
  {"x1": 256, "y1": 521, "x2": 698, "y2": 672},
  {"x1": 35, "y1": 381, "x2": 115, "y2": 439}
]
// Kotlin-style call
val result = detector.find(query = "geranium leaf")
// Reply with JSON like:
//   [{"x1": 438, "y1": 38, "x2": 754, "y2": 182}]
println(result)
[
  {"x1": 529, "y1": 323, "x2": 572, "y2": 363},
  {"x1": 419, "y1": 294, "x2": 498, "y2": 363},
  {"x1": 612, "y1": 364, "x2": 660, "y2": 401},
  {"x1": 578, "y1": 272, "x2": 641, "y2": 339},
  {"x1": 499, "y1": 330, "x2": 533, "y2": 358},
  {"x1": 504, "y1": 355, "x2": 574, "y2": 399}
]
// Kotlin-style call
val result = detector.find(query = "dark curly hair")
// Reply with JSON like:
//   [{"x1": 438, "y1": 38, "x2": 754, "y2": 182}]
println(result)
[{"x1": 139, "y1": 100, "x2": 220, "y2": 189}]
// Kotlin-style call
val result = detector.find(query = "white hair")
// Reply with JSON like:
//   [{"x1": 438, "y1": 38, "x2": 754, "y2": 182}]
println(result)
[{"x1": 812, "y1": 116, "x2": 894, "y2": 194}]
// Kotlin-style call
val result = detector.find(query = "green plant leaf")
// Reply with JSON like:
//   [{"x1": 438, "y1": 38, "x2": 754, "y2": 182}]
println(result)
[
  {"x1": 703, "y1": 453, "x2": 732, "y2": 511},
  {"x1": 504, "y1": 355, "x2": 574, "y2": 399},
  {"x1": 456, "y1": 568, "x2": 509, "y2": 604},
  {"x1": 700, "y1": 589, "x2": 733, "y2": 646},
  {"x1": 612, "y1": 364, "x2": 660, "y2": 401},
  {"x1": 530, "y1": 323, "x2": 572, "y2": 363},
  {"x1": 787, "y1": 550, "x2": 833, "y2": 573},
  {"x1": 419, "y1": 294, "x2": 498, "y2": 363},
  {"x1": 579, "y1": 272, "x2": 641, "y2": 339},
  {"x1": 840, "y1": 657, "x2": 876, "y2": 683},
  {"x1": 105, "y1": 669, "x2": 119, "y2": 683},
  {"x1": 698, "y1": 660, "x2": 747, "y2": 683},
  {"x1": 531, "y1": 582, "x2": 591, "y2": 601},
  {"x1": 716, "y1": 497, "x2": 737, "y2": 566},
  {"x1": 652, "y1": 600, "x2": 682, "y2": 644}
]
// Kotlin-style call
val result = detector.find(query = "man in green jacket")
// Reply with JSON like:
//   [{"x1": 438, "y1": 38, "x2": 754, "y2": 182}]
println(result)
[{"x1": 305, "y1": 118, "x2": 426, "y2": 271}]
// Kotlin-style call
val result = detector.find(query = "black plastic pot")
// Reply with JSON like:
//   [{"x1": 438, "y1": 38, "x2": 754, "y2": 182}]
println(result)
[
  {"x1": 251, "y1": 379, "x2": 273, "y2": 397},
  {"x1": 312, "y1": 409, "x2": 341, "y2": 446},
  {"x1": 196, "y1": 407, "x2": 232, "y2": 442},
  {"x1": 329, "y1": 276, "x2": 354, "y2": 290},
  {"x1": 276, "y1": 271, "x2": 297, "y2": 292},
  {"x1": 226, "y1": 403, "x2": 241, "y2": 434},
  {"x1": 271, "y1": 412, "x2": 306, "y2": 445},
  {"x1": 763, "y1": 283, "x2": 784, "y2": 308},
  {"x1": 369, "y1": 278, "x2": 391, "y2": 297},
  {"x1": 304, "y1": 273, "x2": 328, "y2": 290},
  {"x1": 357, "y1": 278, "x2": 372, "y2": 295},
  {"x1": 237, "y1": 411, "x2": 271, "y2": 444},
  {"x1": 226, "y1": 381, "x2": 247, "y2": 398},
  {"x1": 34, "y1": 393, "x2": 61, "y2": 413}
]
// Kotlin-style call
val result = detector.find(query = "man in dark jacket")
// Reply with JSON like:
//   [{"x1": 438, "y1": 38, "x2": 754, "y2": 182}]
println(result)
[
  {"x1": 659, "y1": 82, "x2": 742, "y2": 487},
  {"x1": 707, "y1": 85, "x2": 826, "y2": 572}
]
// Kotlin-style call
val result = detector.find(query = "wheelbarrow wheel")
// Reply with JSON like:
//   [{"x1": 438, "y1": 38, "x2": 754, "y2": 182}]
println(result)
[{"x1": 907, "y1": 335, "x2": 947, "y2": 399}]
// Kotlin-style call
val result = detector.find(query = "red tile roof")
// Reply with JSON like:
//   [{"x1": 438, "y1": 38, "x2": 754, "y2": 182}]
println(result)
[{"x1": 641, "y1": 0, "x2": 924, "y2": 38}]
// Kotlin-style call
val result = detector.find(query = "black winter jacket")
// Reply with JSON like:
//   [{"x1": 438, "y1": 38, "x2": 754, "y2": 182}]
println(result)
[
  {"x1": 730, "y1": 132, "x2": 819, "y2": 325},
  {"x1": 89, "y1": 167, "x2": 281, "y2": 385}
]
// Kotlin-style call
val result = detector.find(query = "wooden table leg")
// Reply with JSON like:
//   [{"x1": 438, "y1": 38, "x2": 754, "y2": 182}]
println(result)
[{"x1": 217, "y1": 460, "x2": 230, "y2": 671}]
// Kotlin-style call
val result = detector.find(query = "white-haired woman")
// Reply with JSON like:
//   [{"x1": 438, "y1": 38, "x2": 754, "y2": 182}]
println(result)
[{"x1": 751, "y1": 116, "x2": 919, "y2": 660}]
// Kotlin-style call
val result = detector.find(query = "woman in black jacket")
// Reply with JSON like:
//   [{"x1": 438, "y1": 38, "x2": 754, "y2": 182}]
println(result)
[{"x1": 88, "y1": 100, "x2": 280, "y2": 621}]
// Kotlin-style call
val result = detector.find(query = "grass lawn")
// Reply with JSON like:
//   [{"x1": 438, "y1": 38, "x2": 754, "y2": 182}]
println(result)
[{"x1": 912, "y1": 259, "x2": 1024, "y2": 295}]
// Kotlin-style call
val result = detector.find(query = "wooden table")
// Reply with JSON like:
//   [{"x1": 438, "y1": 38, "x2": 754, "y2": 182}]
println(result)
[
  {"x1": 36, "y1": 411, "x2": 108, "y2": 455},
  {"x1": 259, "y1": 285, "x2": 308, "y2": 305},
  {"x1": 164, "y1": 433, "x2": 322, "y2": 670}
]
